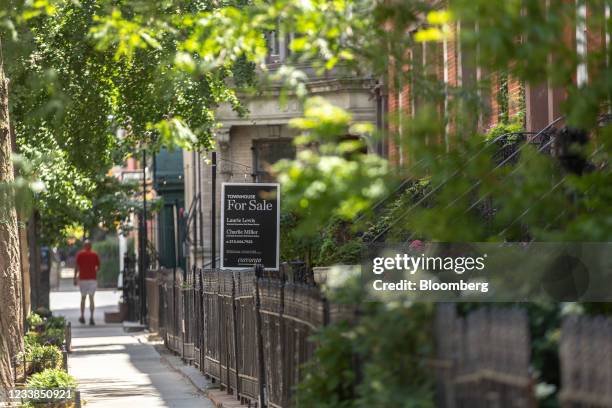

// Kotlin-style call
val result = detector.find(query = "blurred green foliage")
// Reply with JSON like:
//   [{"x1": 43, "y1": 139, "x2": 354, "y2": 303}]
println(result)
[
  {"x1": 38, "y1": 328, "x2": 65, "y2": 348},
  {"x1": 22, "y1": 368, "x2": 77, "y2": 407},
  {"x1": 276, "y1": 97, "x2": 390, "y2": 238},
  {"x1": 2, "y1": 0, "x2": 253, "y2": 244},
  {"x1": 92, "y1": 237, "x2": 120, "y2": 287},
  {"x1": 44, "y1": 316, "x2": 66, "y2": 330},
  {"x1": 25, "y1": 367, "x2": 77, "y2": 390},
  {"x1": 297, "y1": 282, "x2": 435, "y2": 408},
  {"x1": 24, "y1": 312, "x2": 67, "y2": 348},
  {"x1": 26, "y1": 313, "x2": 44, "y2": 329},
  {"x1": 20, "y1": 344, "x2": 63, "y2": 374}
]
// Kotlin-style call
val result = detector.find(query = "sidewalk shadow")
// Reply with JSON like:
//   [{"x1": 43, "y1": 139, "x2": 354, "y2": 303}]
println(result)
[
  {"x1": 51, "y1": 290, "x2": 206, "y2": 406},
  {"x1": 50, "y1": 289, "x2": 122, "y2": 328}
]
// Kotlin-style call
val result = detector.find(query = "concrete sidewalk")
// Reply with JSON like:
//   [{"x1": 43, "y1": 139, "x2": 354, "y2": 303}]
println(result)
[{"x1": 50, "y1": 284, "x2": 214, "y2": 408}]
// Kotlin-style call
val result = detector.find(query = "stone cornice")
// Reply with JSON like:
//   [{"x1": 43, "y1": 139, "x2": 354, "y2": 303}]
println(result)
[{"x1": 241, "y1": 76, "x2": 377, "y2": 98}]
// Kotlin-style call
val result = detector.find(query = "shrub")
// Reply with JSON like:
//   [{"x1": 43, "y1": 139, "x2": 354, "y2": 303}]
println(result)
[
  {"x1": 39, "y1": 327, "x2": 65, "y2": 347},
  {"x1": 484, "y1": 113, "x2": 525, "y2": 143},
  {"x1": 26, "y1": 313, "x2": 44, "y2": 329},
  {"x1": 21, "y1": 344, "x2": 63, "y2": 374},
  {"x1": 297, "y1": 322, "x2": 357, "y2": 408},
  {"x1": 25, "y1": 331, "x2": 41, "y2": 348},
  {"x1": 24, "y1": 369, "x2": 78, "y2": 407},
  {"x1": 281, "y1": 179, "x2": 432, "y2": 268},
  {"x1": 296, "y1": 283, "x2": 435, "y2": 408},
  {"x1": 45, "y1": 316, "x2": 66, "y2": 330},
  {"x1": 92, "y1": 236, "x2": 120, "y2": 287},
  {"x1": 26, "y1": 368, "x2": 77, "y2": 389},
  {"x1": 24, "y1": 314, "x2": 67, "y2": 350}
]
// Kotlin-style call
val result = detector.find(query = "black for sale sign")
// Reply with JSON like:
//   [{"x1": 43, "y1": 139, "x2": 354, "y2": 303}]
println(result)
[{"x1": 220, "y1": 183, "x2": 280, "y2": 270}]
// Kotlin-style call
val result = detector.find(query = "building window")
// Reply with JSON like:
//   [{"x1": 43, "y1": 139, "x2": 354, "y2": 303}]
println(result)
[
  {"x1": 265, "y1": 23, "x2": 295, "y2": 65},
  {"x1": 253, "y1": 139, "x2": 296, "y2": 182},
  {"x1": 265, "y1": 27, "x2": 284, "y2": 65}
]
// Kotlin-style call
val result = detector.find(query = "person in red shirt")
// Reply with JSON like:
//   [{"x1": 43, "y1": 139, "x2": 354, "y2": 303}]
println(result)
[{"x1": 74, "y1": 240, "x2": 101, "y2": 325}]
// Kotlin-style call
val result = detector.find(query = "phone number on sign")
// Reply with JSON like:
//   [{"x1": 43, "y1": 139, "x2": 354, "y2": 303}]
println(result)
[{"x1": 3, "y1": 388, "x2": 75, "y2": 401}]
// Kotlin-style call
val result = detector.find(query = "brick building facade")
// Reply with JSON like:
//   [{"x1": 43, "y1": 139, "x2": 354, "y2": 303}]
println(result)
[{"x1": 385, "y1": 2, "x2": 609, "y2": 167}]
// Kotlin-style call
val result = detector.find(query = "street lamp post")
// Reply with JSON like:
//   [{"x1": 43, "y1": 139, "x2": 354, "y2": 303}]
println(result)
[
  {"x1": 140, "y1": 148, "x2": 148, "y2": 325},
  {"x1": 211, "y1": 151, "x2": 217, "y2": 270}
]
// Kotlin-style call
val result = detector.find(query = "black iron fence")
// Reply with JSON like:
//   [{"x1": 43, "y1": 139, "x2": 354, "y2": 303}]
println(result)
[
  {"x1": 145, "y1": 272, "x2": 160, "y2": 332},
  {"x1": 433, "y1": 304, "x2": 534, "y2": 407},
  {"x1": 149, "y1": 266, "x2": 612, "y2": 408},
  {"x1": 150, "y1": 265, "x2": 328, "y2": 407},
  {"x1": 122, "y1": 255, "x2": 139, "y2": 322},
  {"x1": 12, "y1": 349, "x2": 68, "y2": 385},
  {"x1": 559, "y1": 315, "x2": 612, "y2": 407}
]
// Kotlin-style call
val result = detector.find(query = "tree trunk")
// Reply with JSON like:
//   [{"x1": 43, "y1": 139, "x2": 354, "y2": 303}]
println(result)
[
  {"x1": 11, "y1": 97, "x2": 30, "y2": 330},
  {"x1": 0, "y1": 36, "x2": 23, "y2": 391}
]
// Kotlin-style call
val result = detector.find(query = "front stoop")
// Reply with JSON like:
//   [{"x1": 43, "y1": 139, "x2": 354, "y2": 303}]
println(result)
[
  {"x1": 104, "y1": 310, "x2": 122, "y2": 323},
  {"x1": 104, "y1": 302, "x2": 128, "y2": 323},
  {"x1": 207, "y1": 390, "x2": 250, "y2": 408}
]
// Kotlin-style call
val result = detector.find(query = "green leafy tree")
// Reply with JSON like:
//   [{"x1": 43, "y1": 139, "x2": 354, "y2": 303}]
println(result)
[
  {"x1": 3, "y1": 0, "x2": 256, "y2": 245},
  {"x1": 0, "y1": 0, "x2": 255, "y2": 387}
]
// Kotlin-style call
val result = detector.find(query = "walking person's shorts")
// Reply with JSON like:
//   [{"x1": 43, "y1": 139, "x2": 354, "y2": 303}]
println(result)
[{"x1": 79, "y1": 279, "x2": 97, "y2": 296}]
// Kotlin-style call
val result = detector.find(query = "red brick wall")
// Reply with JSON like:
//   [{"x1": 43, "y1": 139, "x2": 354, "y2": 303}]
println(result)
[
  {"x1": 508, "y1": 75, "x2": 523, "y2": 118},
  {"x1": 385, "y1": 2, "x2": 606, "y2": 163},
  {"x1": 489, "y1": 71, "x2": 500, "y2": 129},
  {"x1": 446, "y1": 23, "x2": 459, "y2": 88},
  {"x1": 387, "y1": 56, "x2": 400, "y2": 167},
  {"x1": 445, "y1": 23, "x2": 459, "y2": 138},
  {"x1": 386, "y1": 48, "x2": 414, "y2": 167}
]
